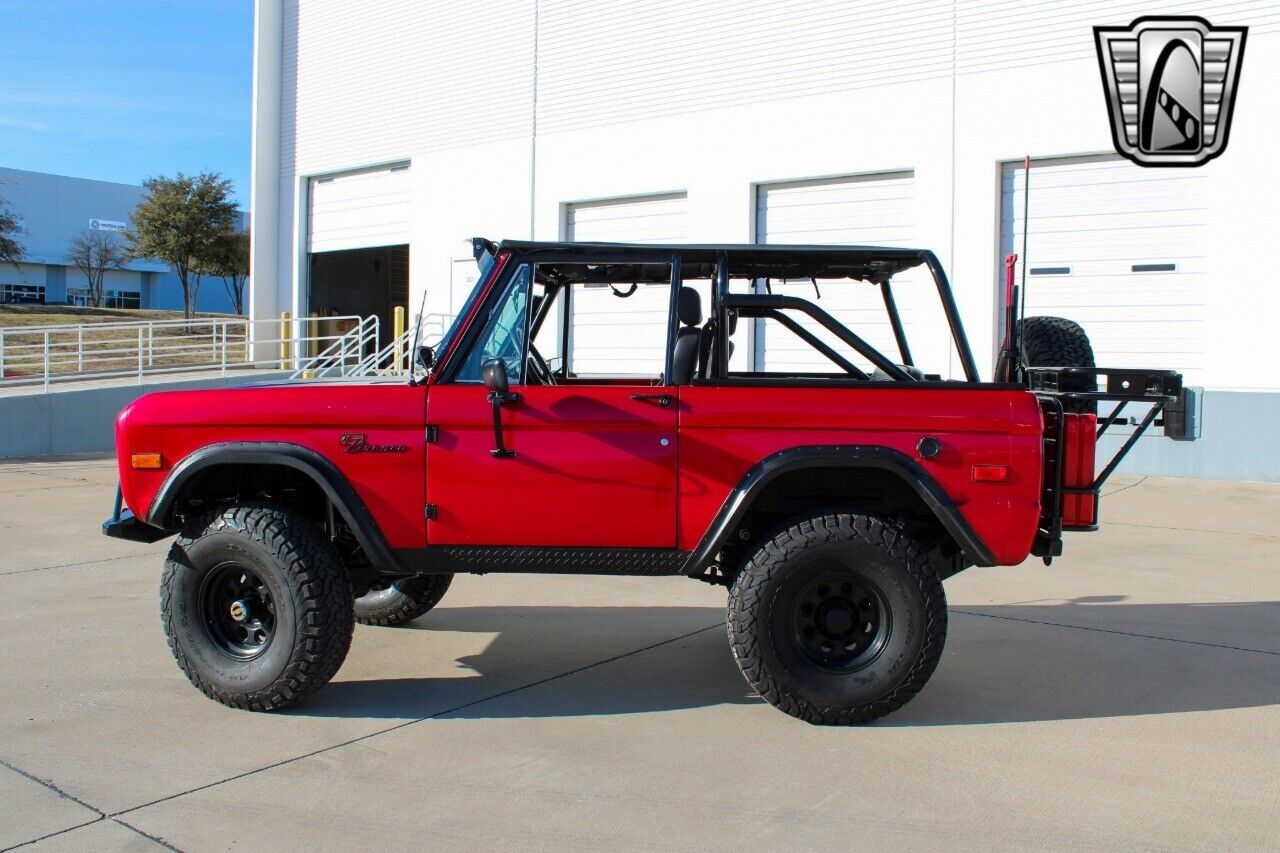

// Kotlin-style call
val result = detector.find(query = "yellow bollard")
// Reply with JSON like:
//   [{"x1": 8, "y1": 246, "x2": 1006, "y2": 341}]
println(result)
[
  {"x1": 393, "y1": 305, "x2": 406, "y2": 371},
  {"x1": 279, "y1": 311, "x2": 292, "y2": 369}
]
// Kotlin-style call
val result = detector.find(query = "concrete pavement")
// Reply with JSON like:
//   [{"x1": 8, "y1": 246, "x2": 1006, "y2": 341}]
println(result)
[{"x1": 0, "y1": 458, "x2": 1276, "y2": 850}]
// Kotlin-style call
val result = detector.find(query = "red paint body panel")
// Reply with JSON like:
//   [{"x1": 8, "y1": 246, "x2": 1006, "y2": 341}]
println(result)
[
  {"x1": 425, "y1": 383, "x2": 678, "y2": 546},
  {"x1": 676, "y1": 386, "x2": 1045, "y2": 565},
  {"x1": 115, "y1": 381, "x2": 427, "y2": 548},
  {"x1": 114, "y1": 376, "x2": 1051, "y2": 565}
]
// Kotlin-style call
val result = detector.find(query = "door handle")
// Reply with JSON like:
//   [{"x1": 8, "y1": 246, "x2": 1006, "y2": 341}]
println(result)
[{"x1": 630, "y1": 393, "x2": 673, "y2": 408}]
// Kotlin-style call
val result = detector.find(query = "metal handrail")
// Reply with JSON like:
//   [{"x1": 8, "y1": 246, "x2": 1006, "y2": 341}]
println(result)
[
  {"x1": 0, "y1": 314, "x2": 367, "y2": 392},
  {"x1": 352, "y1": 313, "x2": 454, "y2": 378},
  {"x1": 356, "y1": 328, "x2": 414, "y2": 377},
  {"x1": 291, "y1": 316, "x2": 381, "y2": 379},
  {"x1": 0, "y1": 311, "x2": 455, "y2": 390},
  {"x1": 0, "y1": 315, "x2": 244, "y2": 336}
]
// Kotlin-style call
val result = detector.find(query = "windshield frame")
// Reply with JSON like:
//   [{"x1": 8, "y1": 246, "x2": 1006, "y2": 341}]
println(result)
[{"x1": 427, "y1": 250, "x2": 503, "y2": 381}]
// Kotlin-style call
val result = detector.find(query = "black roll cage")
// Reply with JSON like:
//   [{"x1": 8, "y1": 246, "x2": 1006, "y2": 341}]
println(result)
[{"x1": 436, "y1": 240, "x2": 983, "y2": 385}]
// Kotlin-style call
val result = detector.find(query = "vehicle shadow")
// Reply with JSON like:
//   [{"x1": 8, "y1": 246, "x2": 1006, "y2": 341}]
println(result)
[{"x1": 297, "y1": 601, "x2": 1280, "y2": 725}]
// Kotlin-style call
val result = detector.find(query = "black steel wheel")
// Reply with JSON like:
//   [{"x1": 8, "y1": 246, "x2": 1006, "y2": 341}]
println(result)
[
  {"x1": 200, "y1": 564, "x2": 277, "y2": 659},
  {"x1": 728, "y1": 512, "x2": 946, "y2": 725},
  {"x1": 788, "y1": 571, "x2": 890, "y2": 671},
  {"x1": 161, "y1": 503, "x2": 354, "y2": 711}
]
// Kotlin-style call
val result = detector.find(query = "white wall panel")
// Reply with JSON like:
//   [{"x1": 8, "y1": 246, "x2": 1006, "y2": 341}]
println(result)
[
  {"x1": 1000, "y1": 155, "x2": 1208, "y2": 385},
  {"x1": 538, "y1": 0, "x2": 955, "y2": 134},
  {"x1": 282, "y1": 0, "x2": 535, "y2": 175},
  {"x1": 956, "y1": 0, "x2": 1280, "y2": 75}
]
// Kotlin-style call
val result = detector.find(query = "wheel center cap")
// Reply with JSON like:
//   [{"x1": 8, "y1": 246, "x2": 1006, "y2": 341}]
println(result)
[
  {"x1": 229, "y1": 600, "x2": 249, "y2": 622},
  {"x1": 823, "y1": 605, "x2": 854, "y2": 635}
]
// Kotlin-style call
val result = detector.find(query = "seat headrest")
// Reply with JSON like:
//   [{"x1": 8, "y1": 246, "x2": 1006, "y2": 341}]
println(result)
[{"x1": 678, "y1": 286, "x2": 702, "y2": 327}]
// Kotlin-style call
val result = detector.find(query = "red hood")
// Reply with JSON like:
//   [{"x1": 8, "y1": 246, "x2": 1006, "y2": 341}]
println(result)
[{"x1": 114, "y1": 381, "x2": 426, "y2": 546}]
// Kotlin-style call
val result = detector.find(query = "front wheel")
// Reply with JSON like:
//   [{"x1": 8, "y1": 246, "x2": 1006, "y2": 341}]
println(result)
[
  {"x1": 160, "y1": 503, "x2": 355, "y2": 711},
  {"x1": 727, "y1": 513, "x2": 946, "y2": 725}
]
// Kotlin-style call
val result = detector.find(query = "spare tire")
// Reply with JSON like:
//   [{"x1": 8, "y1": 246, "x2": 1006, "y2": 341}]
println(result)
[{"x1": 1018, "y1": 316, "x2": 1096, "y2": 414}]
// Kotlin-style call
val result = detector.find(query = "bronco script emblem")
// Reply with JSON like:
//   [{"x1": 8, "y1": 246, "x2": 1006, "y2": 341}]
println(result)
[
  {"x1": 340, "y1": 433, "x2": 408, "y2": 454},
  {"x1": 1094, "y1": 16, "x2": 1247, "y2": 167}
]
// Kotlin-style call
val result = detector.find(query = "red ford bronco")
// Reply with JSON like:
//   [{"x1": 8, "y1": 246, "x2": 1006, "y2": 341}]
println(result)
[{"x1": 103, "y1": 240, "x2": 1189, "y2": 724}]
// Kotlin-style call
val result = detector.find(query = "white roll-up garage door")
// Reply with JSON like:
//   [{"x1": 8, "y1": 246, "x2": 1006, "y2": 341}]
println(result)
[
  {"x1": 756, "y1": 172, "x2": 925, "y2": 374},
  {"x1": 564, "y1": 193, "x2": 687, "y2": 375},
  {"x1": 565, "y1": 193, "x2": 687, "y2": 244},
  {"x1": 1000, "y1": 155, "x2": 1207, "y2": 386},
  {"x1": 308, "y1": 164, "x2": 412, "y2": 254}
]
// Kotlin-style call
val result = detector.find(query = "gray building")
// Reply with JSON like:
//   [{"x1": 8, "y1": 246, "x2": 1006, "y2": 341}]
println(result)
[{"x1": 0, "y1": 167, "x2": 241, "y2": 312}]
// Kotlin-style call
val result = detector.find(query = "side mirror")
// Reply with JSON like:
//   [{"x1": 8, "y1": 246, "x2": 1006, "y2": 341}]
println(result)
[
  {"x1": 481, "y1": 358, "x2": 518, "y2": 458},
  {"x1": 415, "y1": 345, "x2": 434, "y2": 370},
  {"x1": 482, "y1": 358, "x2": 509, "y2": 394}
]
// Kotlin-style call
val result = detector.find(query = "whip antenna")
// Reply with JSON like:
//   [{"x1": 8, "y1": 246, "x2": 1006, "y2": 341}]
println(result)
[{"x1": 1019, "y1": 154, "x2": 1031, "y2": 323}]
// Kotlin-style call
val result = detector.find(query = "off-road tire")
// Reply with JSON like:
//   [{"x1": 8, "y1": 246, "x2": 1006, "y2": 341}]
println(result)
[
  {"x1": 160, "y1": 503, "x2": 354, "y2": 711},
  {"x1": 1019, "y1": 315, "x2": 1096, "y2": 414},
  {"x1": 727, "y1": 513, "x2": 946, "y2": 725},
  {"x1": 354, "y1": 574, "x2": 453, "y2": 626}
]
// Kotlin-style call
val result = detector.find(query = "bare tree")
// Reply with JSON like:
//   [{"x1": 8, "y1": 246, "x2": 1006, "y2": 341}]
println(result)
[{"x1": 68, "y1": 228, "x2": 129, "y2": 307}]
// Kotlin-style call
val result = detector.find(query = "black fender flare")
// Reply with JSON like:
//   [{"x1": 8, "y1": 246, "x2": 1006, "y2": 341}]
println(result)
[
  {"x1": 683, "y1": 445, "x2": 997, "y2": 575},
  {"x1": 148, "y1": 441, "x2": 403, "y2": 573}
]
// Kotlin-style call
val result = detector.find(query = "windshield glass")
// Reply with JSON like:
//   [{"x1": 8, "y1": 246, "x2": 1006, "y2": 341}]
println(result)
[
  {"x1": 423, "y1": 250, "x2": 496, "y2": 374},
  {"x1": 455, "y1": 265, "x2": 531, "y2": 382}
]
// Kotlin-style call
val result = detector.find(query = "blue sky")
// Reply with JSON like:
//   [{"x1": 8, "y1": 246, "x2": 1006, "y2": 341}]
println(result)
[{"x1": 0, "y1": 0, "x2": 252, "y2": 203}]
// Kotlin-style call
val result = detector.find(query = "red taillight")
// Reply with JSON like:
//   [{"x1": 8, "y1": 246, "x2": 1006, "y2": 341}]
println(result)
[{"x1": 971, "y1": 464, "x2": 1008, "y2": 482}]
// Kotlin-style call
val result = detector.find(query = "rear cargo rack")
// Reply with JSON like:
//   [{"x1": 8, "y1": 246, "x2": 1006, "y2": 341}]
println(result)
[{"x1": 1028, "y1": 367, "x2": 1188, "y2": 561}]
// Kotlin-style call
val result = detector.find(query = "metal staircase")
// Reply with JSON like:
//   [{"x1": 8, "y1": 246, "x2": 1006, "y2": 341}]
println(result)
[
  {"x1": 290, "y1": 313, "x2": 452, "y2": 380},
  {"x1": 290, "y1": 316, "x2": 380, "y2": 380}
]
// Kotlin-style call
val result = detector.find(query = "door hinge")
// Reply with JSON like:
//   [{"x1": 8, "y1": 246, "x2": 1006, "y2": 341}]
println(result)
[
  {"x1": 424, "y1": 503, "x2": 438, "y2": 520},
  {"x1": 425, "y1": 425, "x2": 439, "y2": 443}
]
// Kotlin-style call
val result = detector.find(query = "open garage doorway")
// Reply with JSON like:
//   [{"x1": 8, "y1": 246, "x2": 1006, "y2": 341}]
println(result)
[
  {"x1": 308, "y1": 245, "x2": 408, "y2": 349},
  {"x1": 305, "y1": 164, "x2": 412, "y2": 350}
]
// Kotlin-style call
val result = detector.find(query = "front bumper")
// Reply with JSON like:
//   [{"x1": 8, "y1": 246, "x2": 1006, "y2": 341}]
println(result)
[{"x1": 102, "y1": 486, "x2": 170, "y2": 543}]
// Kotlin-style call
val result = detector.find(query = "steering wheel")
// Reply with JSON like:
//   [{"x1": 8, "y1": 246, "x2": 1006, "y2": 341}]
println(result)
[{"x1": 527, "y1": 344, "x2": 556, "y2": 386}]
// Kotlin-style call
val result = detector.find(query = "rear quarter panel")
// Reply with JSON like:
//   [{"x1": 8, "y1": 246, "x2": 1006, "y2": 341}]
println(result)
[
  {"x1": 677, "y1": 385, "x2": 1044, "y2": 565},
  {"x1": 115, "y1": 383, "x2": 426, "y2": 547}
]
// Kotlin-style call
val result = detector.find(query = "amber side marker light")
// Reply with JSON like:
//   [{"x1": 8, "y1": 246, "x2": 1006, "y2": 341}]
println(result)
[
  {"x1": 131, "y1": 453, "x2": 163, "y2": 470},
  {"x1": 971, "y1": 464, "x2": 1008, "y2": 482}
]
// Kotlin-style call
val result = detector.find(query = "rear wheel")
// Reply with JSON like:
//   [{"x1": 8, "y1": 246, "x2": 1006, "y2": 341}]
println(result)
[
  {"x1": 354, "y1": 574, "x2": 453, "y2": 626},
  {"x1": 160, "y1": 503, "x2": 354, "y2": 711},
  {"x1": 727, "y1": 512, "x2": 946, "y2": 725},
  {"x1": 1019, "y1": 315, "x2": 1096, "y2": 414}
]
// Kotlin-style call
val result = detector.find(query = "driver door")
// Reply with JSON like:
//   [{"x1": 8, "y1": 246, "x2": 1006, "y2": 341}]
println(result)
[{"x1": 425, "y1": 260, "x2": 680, "y2": 548}]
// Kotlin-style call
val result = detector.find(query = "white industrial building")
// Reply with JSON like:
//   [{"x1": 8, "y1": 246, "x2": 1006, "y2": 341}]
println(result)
[{"x1": 249, "y1": 1, "x2": 1280, "y2": 480}]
